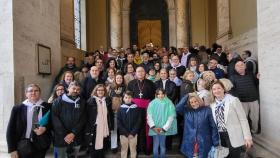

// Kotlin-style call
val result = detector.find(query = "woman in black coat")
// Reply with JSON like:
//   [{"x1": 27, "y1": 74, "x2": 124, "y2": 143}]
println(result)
[
  {"x1": 85, "y1": 84, "x2": 114, "y2": 158},
  {"x1": 6, "y1": 84, "x2": 51, "y2": 158}
]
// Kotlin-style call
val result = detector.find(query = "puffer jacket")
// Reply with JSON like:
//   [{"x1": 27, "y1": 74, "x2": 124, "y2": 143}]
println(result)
[{"x1": 176, "y1": 97, "x2": 219, "y2": 158}]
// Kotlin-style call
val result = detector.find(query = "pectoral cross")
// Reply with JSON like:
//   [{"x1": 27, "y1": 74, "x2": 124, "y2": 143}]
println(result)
[{"x1": 139, "y1": 92, "x2": 143, "y2": 98}]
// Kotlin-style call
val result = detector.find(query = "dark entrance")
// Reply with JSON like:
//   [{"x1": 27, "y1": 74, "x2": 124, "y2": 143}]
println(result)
[{"x1": 130, "y1": 0, "x2": 169, "y2": 48}]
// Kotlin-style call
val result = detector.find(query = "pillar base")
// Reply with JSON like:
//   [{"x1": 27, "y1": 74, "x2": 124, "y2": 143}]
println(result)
[{"x1": 248, "y1": 135, "x2": 280, "y2": 158}]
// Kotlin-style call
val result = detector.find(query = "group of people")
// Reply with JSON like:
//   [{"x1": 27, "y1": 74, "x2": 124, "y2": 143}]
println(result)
[{"x1": 6, "y1": 43, "x2": 259, "y2": 158}]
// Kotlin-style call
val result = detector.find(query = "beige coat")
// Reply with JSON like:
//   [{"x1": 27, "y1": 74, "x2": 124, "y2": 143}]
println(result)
[{"x1": 210, "y1": 94, "x2": 252, "y2": 148}]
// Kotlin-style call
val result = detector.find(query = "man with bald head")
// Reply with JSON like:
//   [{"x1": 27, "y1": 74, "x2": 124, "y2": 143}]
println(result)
[
  {"x1": 81, "y1": 66, "x2": 105, "y2": 100},
  {"x1": 127, "y1": 66, "x2": 156, "y2": 155}
]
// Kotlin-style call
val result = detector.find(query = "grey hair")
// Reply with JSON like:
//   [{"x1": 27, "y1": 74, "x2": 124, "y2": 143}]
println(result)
[
  {"x1": 25, "y1": 84, "x2": 41, "y2": 93},
  {"x1": 68, "y1": 81, "x2": 81, "y2": 89}
]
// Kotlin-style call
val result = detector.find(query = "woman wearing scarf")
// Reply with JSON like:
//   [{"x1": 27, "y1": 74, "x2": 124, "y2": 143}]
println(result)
[
  {"x1": 167, "y1": 55, "x2": 186, "y2": 79},
  {"x1": 210, "y1": 80, "x2": 253, "y2": 158},
  {"x1": 6, "y1": 84, "x2": 51, "y2": 158},
  {"x1": 85, "y1": 84, "x2": 114, "y2": 158}
]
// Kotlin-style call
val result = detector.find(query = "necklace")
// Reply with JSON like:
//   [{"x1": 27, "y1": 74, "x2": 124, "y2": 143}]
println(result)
[{"x1": 137, "y1": 80, "x2": 145, "y2": 98}]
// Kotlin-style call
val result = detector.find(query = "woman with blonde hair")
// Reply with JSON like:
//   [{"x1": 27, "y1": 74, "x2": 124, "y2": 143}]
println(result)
[
  {"x1": 60, "y1": 71, "x2": 74, "y2": 90},
  {"x1": 196, "y1": 78, "x2": 211, "y2": 106},
  {"x1": 176, "y1": 92, "x2": 219, "y2": 158},
  {"x1": 210, "y1": 80, "x2": 253, "y2": 158},
  {"x1": 85, "y1": 84, "x2": 114, "y2": 158},
  {"x1": 202, "y1": 70, "x2": 217, "y2": 85}
]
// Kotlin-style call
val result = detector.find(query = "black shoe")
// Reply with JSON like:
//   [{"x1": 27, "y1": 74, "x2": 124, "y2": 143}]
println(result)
[
  {"x1": 144, "y1": 151, "x2": 151, "y2": 155},
  {"x1": 111, "y1": 148, "x2": 118, "y2": 153}
]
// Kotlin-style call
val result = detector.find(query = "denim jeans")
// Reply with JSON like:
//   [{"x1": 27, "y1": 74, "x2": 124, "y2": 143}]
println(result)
[{"x1": 153, "y1": 135, "x2": 166, "y2": 158}]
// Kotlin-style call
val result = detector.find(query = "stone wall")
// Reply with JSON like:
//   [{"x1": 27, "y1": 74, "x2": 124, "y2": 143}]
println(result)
[
  {"x1": 218, "y1": 28, "x2": 258, "y2": 58},
  {"x1": 13, "y1": 0, "x2": 61, "y2": 102},
  {"x1": 252, "y1": 0, "x2": 280, "y2": 157},
  {"x1": 0, "y1": 0, "x2": 15, "y2": 152}
]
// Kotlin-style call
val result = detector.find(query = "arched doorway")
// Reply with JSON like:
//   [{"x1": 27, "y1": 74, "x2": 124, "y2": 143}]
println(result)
[{"x1": 130, "y1": 0, "x2": 169, "y2": 48}]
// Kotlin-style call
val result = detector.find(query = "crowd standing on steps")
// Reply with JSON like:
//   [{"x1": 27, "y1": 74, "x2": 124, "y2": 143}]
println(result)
[{"x1": 7, "y1": 43, "x2": 258, "y2": 158}]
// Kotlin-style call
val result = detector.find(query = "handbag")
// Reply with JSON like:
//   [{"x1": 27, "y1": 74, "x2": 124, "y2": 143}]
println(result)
[
  {"x1": 17, "y1": 139, "x2": 33, "y2": 157},
  {"x1": 208, "y1": 146, "x2": 229, "y2": 158}
]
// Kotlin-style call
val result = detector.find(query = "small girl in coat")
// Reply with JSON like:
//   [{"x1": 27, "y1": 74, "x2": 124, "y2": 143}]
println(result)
[
  {"x1": 176, "y1": 92, "x2": 219, "y2": 158},
  {"x1": 147, "y1": 88, "x2": 177, "y2": 158}
]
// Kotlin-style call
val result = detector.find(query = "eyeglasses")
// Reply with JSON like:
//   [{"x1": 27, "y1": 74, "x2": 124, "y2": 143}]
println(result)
[
  {"x1": 97, "y1": 89, "x2": 105, "y2": 92},
  {"x1": 27, "y1": 90, "x2": 40, "y2": 93},
  {"x1": 56, "y1": 88, "x2": 64, "y2": 91}
]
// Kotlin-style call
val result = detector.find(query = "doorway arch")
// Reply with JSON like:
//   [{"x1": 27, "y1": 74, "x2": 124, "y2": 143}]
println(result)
[{"x1": 130, "y1": 0, "x2": 169, "y2": 48}]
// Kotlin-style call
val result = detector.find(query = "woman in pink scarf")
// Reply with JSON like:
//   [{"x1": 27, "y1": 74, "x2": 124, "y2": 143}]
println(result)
[{"x1": 85, "y1": 84, "x2": 114, "y2": 158}]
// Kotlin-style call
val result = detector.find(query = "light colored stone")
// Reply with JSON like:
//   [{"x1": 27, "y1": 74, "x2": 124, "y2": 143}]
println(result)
[
  {"x1": 122, "y1": 10, "x2": 130, "y2": 49},
  {"x1": 218, "y1": 28, "x2": 257, "y2": 58},
  {"x1": 216, "y1": 0, "x2": 231, "y2": 43},
  {"x1": 175, "y1": 0, "x2": 187, "y2": 48},
  {"x1": 252, "y1": 0, "x2": 280, "y2": 157},
  {"x1": 0, "y1": 0, "x2": 15, "y2": 152},
  {"x1": 168, "y1": 9, "x2": 176, "y2": 47},
  {"x1": 110, "y1": 0, "x2": 122, "y2": 49}
]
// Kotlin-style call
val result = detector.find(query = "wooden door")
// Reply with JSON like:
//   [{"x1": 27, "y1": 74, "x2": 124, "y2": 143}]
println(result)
[{"x1": 137, "y1": 20, "x2": 161, "y2": 48}]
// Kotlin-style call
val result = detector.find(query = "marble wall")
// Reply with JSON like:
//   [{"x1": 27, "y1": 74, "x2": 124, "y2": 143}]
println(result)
[
  {"x1": 0, "y1": 0, "x2": 15, "y2": 152},
  {"x1": 252, "y1": 0, "x2": 280, "y2": 157}
]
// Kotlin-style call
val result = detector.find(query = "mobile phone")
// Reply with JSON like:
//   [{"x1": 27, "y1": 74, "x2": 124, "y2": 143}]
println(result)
[{"x1": 34, "y1": 123, "x2": 40, "y2": 128}]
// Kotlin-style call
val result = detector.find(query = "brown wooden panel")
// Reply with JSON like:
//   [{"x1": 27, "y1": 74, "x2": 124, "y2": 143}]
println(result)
[{"x1": 138, "y1": 20, "x2": 161, "y2": 48}]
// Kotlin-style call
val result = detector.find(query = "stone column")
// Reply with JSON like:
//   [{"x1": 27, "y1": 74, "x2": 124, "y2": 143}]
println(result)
[
  {"x1": 216, "y1": 0, "x2": 231, "y2": 44},
  {"x1": 0, "y1": 0, "x2": 15, "y2": 152},
  {"x1": 175, "y1": 0, "x2": 188, "y2": 48},
  {"x1": 251, "y1": 0, "x2": 280, "y2": 158},
  {"x1": 110, "y1": 0, "x2": 122, "y2": 49},
  {"x1": 168, "y1": 9, "x2": 176, "y2": 47},
  {"x1": 122, "y1": 10, "x2": 130, "y2": 49}
]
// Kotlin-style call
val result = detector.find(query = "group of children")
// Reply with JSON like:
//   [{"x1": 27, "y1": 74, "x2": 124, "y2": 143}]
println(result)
[{"x1": 118, "y1": 86, "x2": 218, "y2": 158}]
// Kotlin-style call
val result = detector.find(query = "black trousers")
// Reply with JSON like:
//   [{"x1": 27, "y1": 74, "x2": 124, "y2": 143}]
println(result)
[
  {"x1": 19, "y1": 149, "x2": 47, "y2": 158},
  {"x1": 89, "y1": 147, "x2": 105, "y2": 158},
  {"x1": 219, "y1": 132, "x2": 242, "y2": 158}
]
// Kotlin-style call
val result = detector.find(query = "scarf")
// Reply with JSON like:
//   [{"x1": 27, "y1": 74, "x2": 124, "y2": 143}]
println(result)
[
  {"x1": 62, "y1": 94, "x2": 80, "y2": 108},
  {"x1": 120, "y1": 103, "x2": 138, "y2": 113},
  {"x1": 23, "y1": 99, "x2": 44, "y2": 138},
  {"x1": 94, "y1": 96, "x2": 109, "y2": 150},
  {"x1": 171, "y1": 62, "x2": 182, "y2": 69}
]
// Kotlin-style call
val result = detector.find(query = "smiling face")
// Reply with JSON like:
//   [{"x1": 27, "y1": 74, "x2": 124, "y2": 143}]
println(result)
[
  {"x1": 235, "y1": 61, "x2": 246, "y2": 75},
  {"x1": 26, "y1": 86, "x2": 41, "y2": 103},
  {"x1": 136, "y1": 67, "x2": 146, "y2": 80},
  {"x1": 64, "y1": 72, "x2": 73, "y2": 84},
  {"x1": 109, "y1": 60, "x2": 116, "y2": 68},
  {"x1": 160, "y1": 69, "x2": 168, "y2": 80},
  {"x1": 189, "y1": 96, "x2": 200, "y2": 109},
  {"x1": 55, "y1": 85, "x2": 65, "y2": 96},
  {"x1": 96, "y1": 87, "x2": 105, "y2": 97},
  {"x1": 156, "y1": 90, "x2": 165, "y2": 100},
  {"x1": 171, "y1": 56, "x2": 180, "y2": 66},
  {"x1": 115, "y1": 74, "x2": 123, "y2": 85},
  {"x1": 68, "y1": 85, "x2": 81, "y2": 97},
  {"x1": 126, "y1": 64, "x2": 134, "y2": 73},
  {"x1": 90, "y1": 66, "x2": 100, "y2": 79},
  {"x1": 162, "y1": 55, "x2": 169, "y2": 64},
  {"x1": 211, "y1": 83, "x2": 225, "y2": 100}
]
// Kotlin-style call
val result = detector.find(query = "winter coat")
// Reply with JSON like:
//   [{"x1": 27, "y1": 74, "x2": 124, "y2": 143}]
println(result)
[{"x1": 176, "y1": 98, "x2": 219, "y2": 158}]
